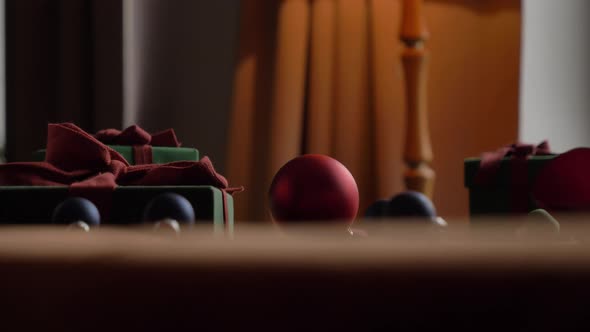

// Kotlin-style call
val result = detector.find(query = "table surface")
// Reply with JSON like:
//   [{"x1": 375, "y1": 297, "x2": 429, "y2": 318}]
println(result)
[{"x1": 1, "y1": 219, "x2": 589, "y2": 331}]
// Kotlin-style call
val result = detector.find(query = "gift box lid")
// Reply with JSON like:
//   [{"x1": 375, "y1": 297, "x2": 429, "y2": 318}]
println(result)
[
  {"x1": 464, "y1": 155, "x2": 556, "y2": 188},
  {"x1": 31, "y1": 145, "x2": 200, "y2": 165}
]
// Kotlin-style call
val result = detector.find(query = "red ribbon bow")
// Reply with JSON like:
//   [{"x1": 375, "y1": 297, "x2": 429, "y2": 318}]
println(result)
[
  {"x1": 94, "y1": 125, "x2": 181, "y2": 147},
  {"x1": 0, "y1": 123, "x2": 243, "y2": 221},
  {"x1": 94, "y1": 125, "x2": 182, "y2": 165},
  {"x1": 474, "y1": 141, "x2": 552, "y2": 213}
]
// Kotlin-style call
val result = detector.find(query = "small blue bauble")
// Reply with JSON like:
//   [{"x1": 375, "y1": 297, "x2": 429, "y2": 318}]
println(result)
[
  {"x1": 364, "y1": 199, "x2": 390, "y2": 218},
  {"x1": 387, "y1": 191, "x2": 436, "y2": 218},
  {"x1": 142, "y1": 193, "x2": 195, "y2": 224},
  {"x1": 52, "y1": 197, "x2": 101, "y2": 226}
]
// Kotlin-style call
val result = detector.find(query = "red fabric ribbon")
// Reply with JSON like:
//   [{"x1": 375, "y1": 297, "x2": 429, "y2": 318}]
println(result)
[
  {"x1": 94, "y1": 125, "x2": 181, "y2": 147},
  {"x1": 94, "y1": 125, "x2": 181, "y2": 165},
  {"x1": 0, "y1": 123, "x2": 243, "y2": 222},
  {"x1": 474, "y1": 141, "x2": 552, "y2": 213}
]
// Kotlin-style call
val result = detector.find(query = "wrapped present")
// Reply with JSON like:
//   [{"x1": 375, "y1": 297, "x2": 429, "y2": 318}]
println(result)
[
  {"x1": 464, "y1": 141, "x2": 556, "y2": 215},
  {"x1": 0, "y1": 123, "x2": 242, "y2": 229},
  {"x1": 31, "y1": 125, "x2": 199, "y2": 164}
]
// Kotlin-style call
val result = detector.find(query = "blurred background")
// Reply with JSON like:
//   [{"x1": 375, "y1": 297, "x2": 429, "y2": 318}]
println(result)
[{"x1": 1, "y1": 0, "x2": 589, "y2": 220}]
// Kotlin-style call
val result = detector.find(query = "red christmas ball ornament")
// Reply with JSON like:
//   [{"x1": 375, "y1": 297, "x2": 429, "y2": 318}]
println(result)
[{"x1": 268, "y1": 154, "x2": 359, "y2": 223}]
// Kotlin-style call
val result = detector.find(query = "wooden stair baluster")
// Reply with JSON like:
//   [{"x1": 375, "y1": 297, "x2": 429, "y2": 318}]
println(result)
[{"x1": 400, "y1": 0, "x2": 435, "y2": 197}]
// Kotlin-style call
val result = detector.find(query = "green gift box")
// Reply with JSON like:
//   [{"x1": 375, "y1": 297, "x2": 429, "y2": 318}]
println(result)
[
  {"x1": 32, "y1": 145, "x2": 199, "y2": 165},
  {"x1": 464, "y1": 155, "x2": 557, "y2": 215},
  {"x1": 0, "y1": 185, "x2": 234, "y2": 233}
]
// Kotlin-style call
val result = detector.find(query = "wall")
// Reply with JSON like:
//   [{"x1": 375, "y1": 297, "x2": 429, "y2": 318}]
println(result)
[
  {"x1": 123, "y1": 0, "x2": 240, "y2": 173},
  {"x1": 519, "y1": 0, "x2": 590, "y2": 153}
]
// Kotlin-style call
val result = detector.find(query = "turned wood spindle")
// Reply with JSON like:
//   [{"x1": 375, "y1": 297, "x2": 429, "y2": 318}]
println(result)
[{"x1": 400, "y1": 0, "x2": 435, "y2": 198}]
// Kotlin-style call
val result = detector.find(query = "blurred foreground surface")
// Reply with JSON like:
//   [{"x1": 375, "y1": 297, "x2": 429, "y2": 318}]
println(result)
[{"x1": 0, "y1": 217, "x2": 589, "y2": 331}]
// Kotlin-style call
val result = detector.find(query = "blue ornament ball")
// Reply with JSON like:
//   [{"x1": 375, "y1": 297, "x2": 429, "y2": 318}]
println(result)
[
  {"x1": 52, "y1": 197, "x2": 101, "y2": 226},
  {"x1": 387, "y1": 191, "x2": 436, "y2": 218},
  {"x1": 142, "y1": 193, "x2": 195, "y2": 224},
  {"x1": 364, "y1": 199, "x2": 390, "y2": 218}
]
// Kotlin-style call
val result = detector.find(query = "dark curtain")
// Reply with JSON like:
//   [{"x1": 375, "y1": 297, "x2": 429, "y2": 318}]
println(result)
[
  {"x1": 5, "y1": 0, "x2": 240, "y2": 174},
  {"x1": 5, "y1": 0, "x2": 123, "y2": 162}
]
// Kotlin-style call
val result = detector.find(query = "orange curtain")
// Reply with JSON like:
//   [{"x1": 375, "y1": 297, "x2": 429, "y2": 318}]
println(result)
[{"x1": 227, "y1": 0, "x2": 405, "y2": 221}]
